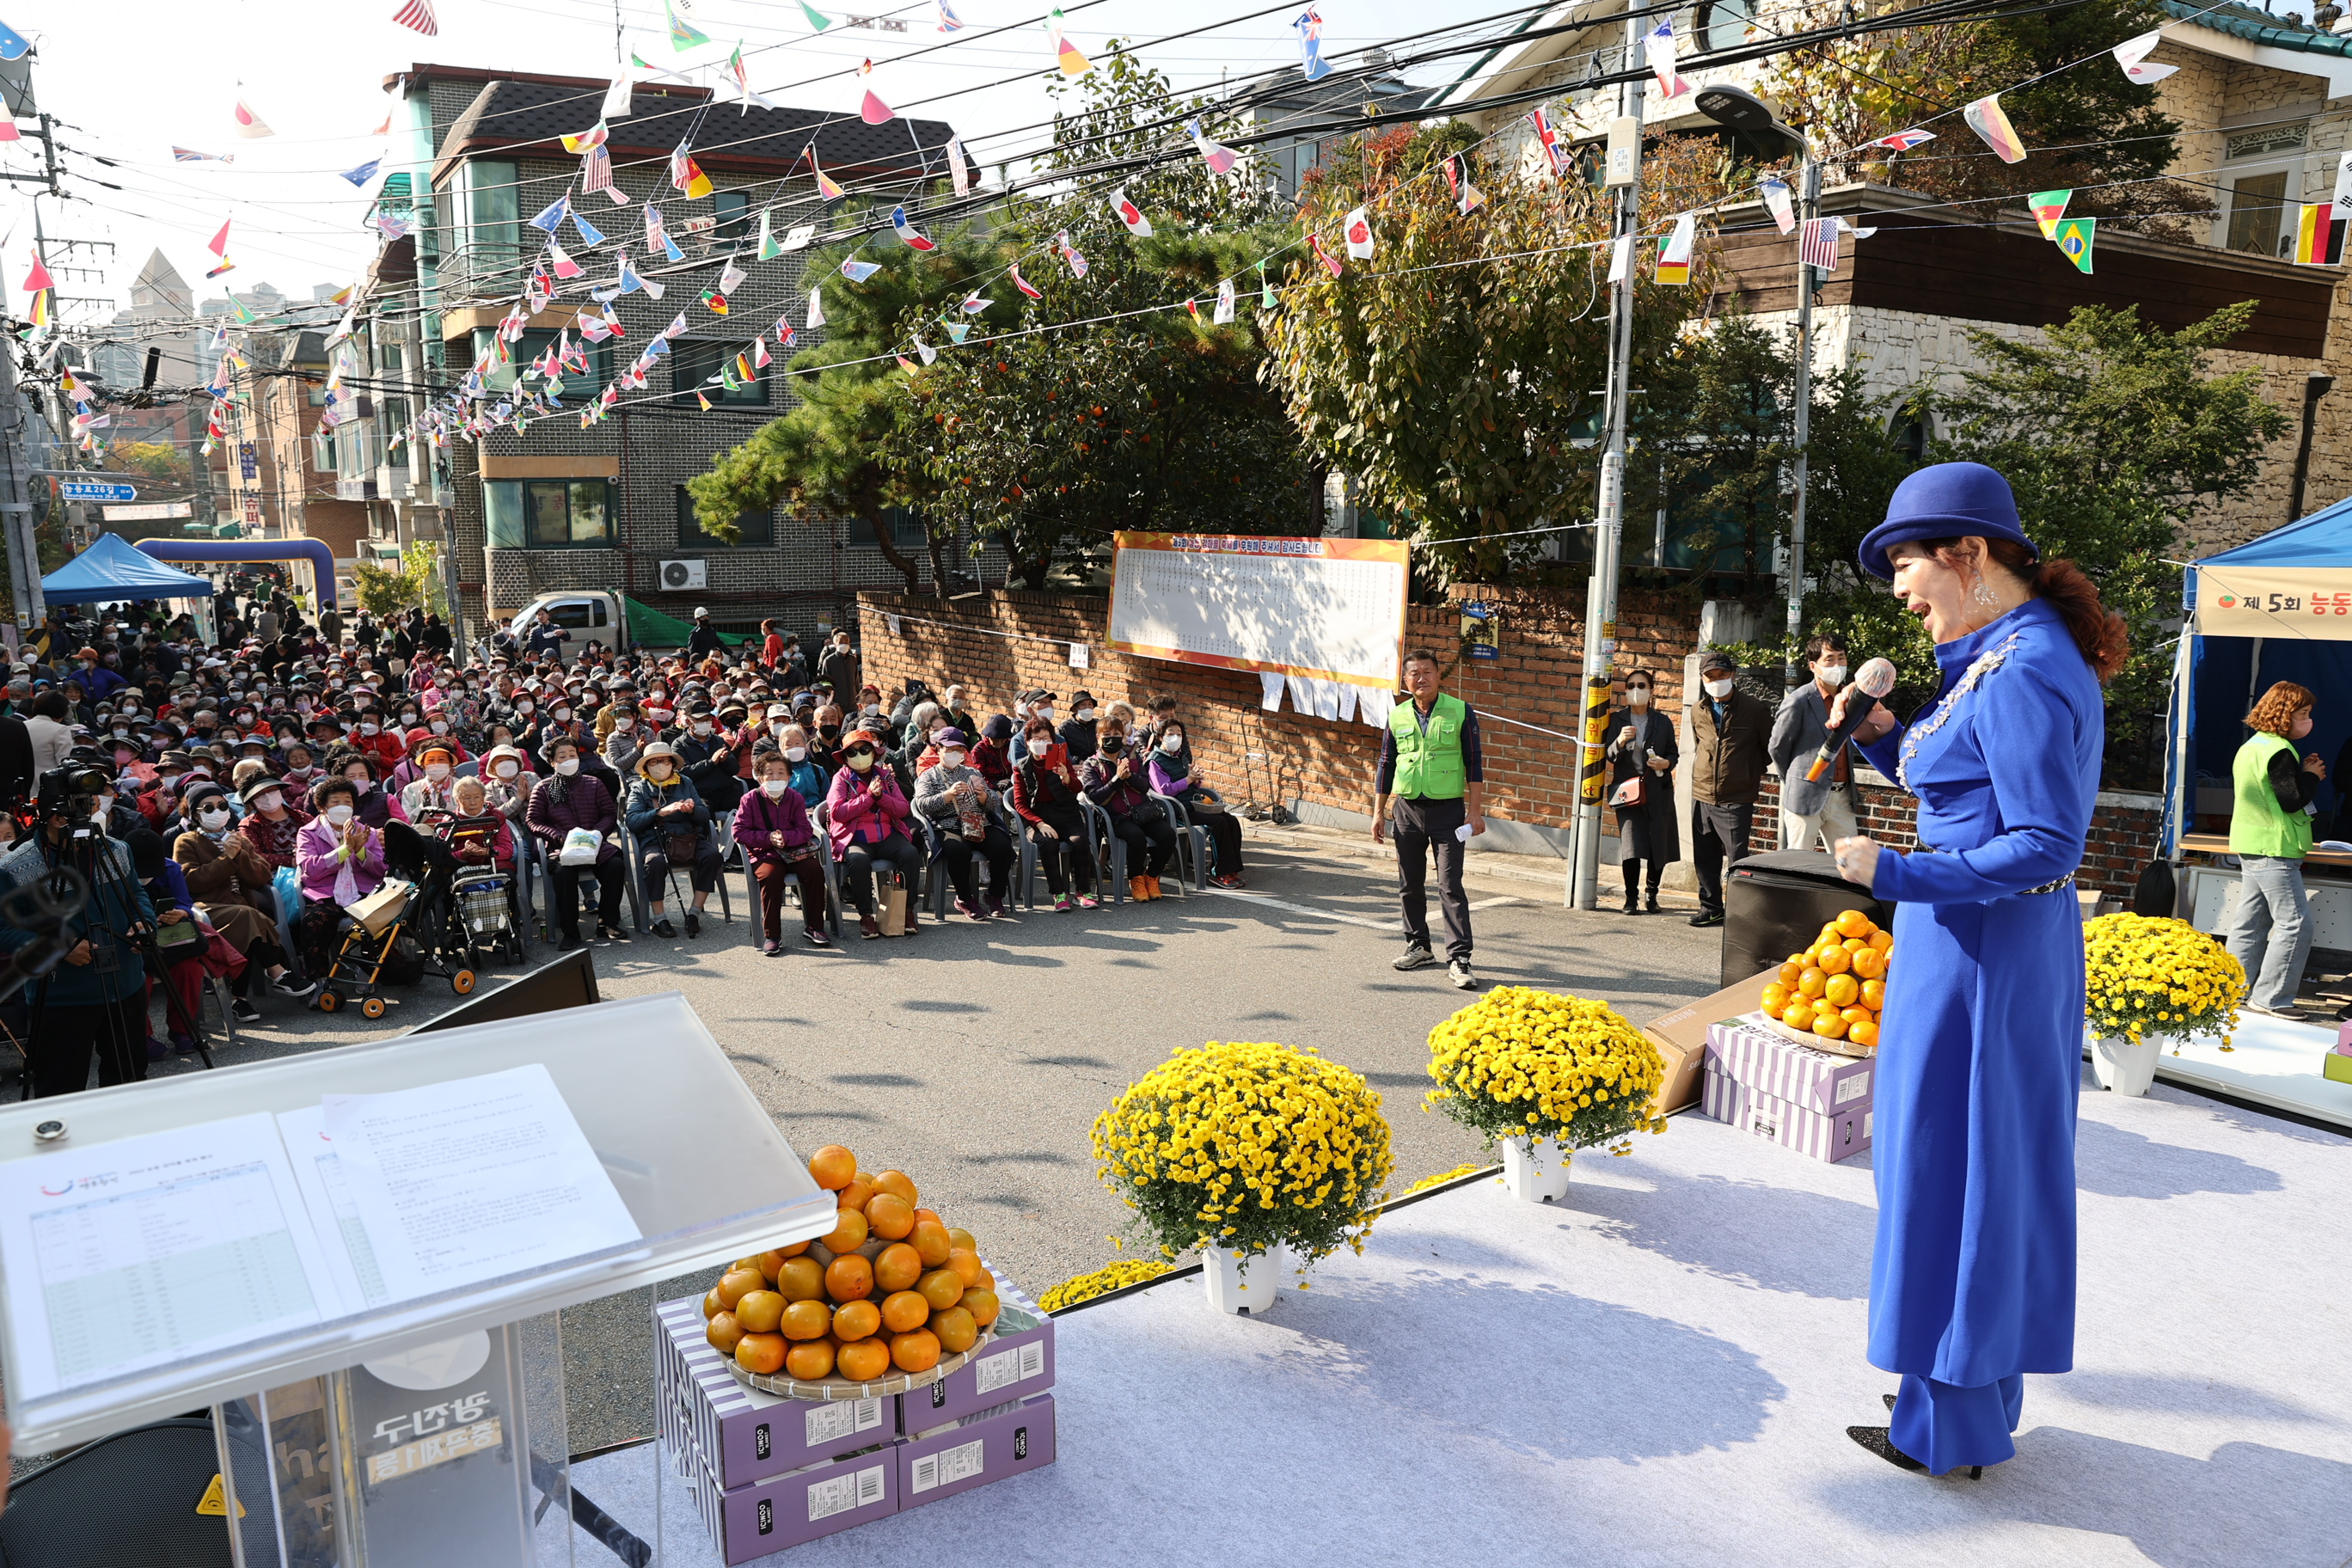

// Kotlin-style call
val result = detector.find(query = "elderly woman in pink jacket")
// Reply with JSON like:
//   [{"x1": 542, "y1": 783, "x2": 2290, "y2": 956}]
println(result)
[{"x1": 291, "y1": 774, "x2": 386, "y2": 977}]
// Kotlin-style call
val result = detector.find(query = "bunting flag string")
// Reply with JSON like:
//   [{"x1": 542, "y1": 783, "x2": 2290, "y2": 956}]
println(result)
[
  {"x1": 1295, "y1": 8, "x2": 1331, "y2": 83},
  {"x1": 1865, "y1": 128, "x2": 1934, "y2": 151},
  {"x1": 1009, "y1": 263, "x2": 1042, "y2": 299},
  {"x1": 173, "y1": 147, "x2": 236, "y2": 162},
  {"x1": 946, "y1": 136, "x2": 972, "y2": 197},
  {"x1": 892, "y1": 205, "x2": 937, "y2": 252},
  {"x1": 340, "y1": 157, "x2": 383, "y2": 187},
  {"x1": 2112, "y1": 29, "x2": 2177, "y2": 84},
  {"x1": 584, "y1": 144, "x2": 625, "y2": 201},
  {"x1": 1758, "y1": 175, "x2": 1795, "y2": 235},
  {"x1": 1343, "y1": 205, "x2": 1374, "y2": 258},
  {"x1": 1049, "y1": 9, "x2": 1094, "y2": 77},
  {"x1": 812, "y1": 151, "x2": 846, "y2": 202},
  {"x1": 561, "y1": 122, "x2": 609, "y2": 153},
  {"x1": 936, "y1": 0, "x2": 965, "y2": 31},
  {"x1": 1656, "y1": 211, "x2": 1696, "y2": 285},
  {"x1": 1053, "y1": 230, "x2": 1087, "y2": 276},
  {"x1": 729, "y1": 44, "x2": 775, "y2": 113},
  {"x1": 1645, "y1": 21, "x2": 1689, "y2": 102},
  {"x1": 393, "y1": 0, "x2": 439, "y2": 39},
  {"x1": 1444, "y1": 154, "x2": 1484, "y2": 216},
  {"x1": 840, "y1": 256, "x2": 882, "y2": 283},
  {"x1": 1310, "y1": 232, "x2": 1342, "y2": 278},
  {"x1": 799, "y1": 0, "x2": 832, "y2": 31},
  {"x1": 1186, "y1": 117, "x2": 1239, "y2": 175},
  {"x1": 1214, "y1": 276, "x2": 1236, "y2": 323},
  {"x1": 646, "y1": 203, "x2": 683, "y2": 260},
  {"x1": 2028, "y1": 188, "x2": 2070, "y2": 241},
  {"x1": 604, "y1": 73, "x2": 636, "y2": 119},
  {"x1": 1528, "y1": 108, "x2": 1570, "y2": 181},
  {"x1": 2053, "y1": 215, "x2": 2096, "y2": 273},
  {"x1": 859, "y1": 59, "x2": 894, "y2": 124},
  {"x1": 671, "y1": 141, "x2": 714, "y2": 199},
  {"x1": 1111, "y1": 187, "x2": 1152, "y2": 236},
  {"x1": 806, "y1": 286, "x2": 826, "y2": 328},
  {"x1": 234, "y1": 95, "x2": 273, "y2": 139},
  {"x1": 1963, "y1": 94, "x2": 2028, "y2": 163},
  {"x1": 668, "y1": 0, "x2": 711, "y2": 49}
]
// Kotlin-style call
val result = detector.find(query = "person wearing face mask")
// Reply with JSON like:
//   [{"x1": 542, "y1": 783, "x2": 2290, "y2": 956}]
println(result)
[
  {"x1": 1079, "y1": 724, "x2": 1174, "y2": 900},
  {"x1": 817, "y1": 630, "x2": 859, "y2": 696},
  {"x1": 524, "y1": 737, "x2": 628, "y2": 949},
  {"x1": 625, "y1": 741, "x2": 725, "y2": 939},
  {"x1": 676, "y1": 702, "x2": 747, "y2": 815},
  {"x1": 1011, "y1": 716, "x2": 1099, "y2": 910},
  {"x1": 763, "y1": 721, "x2": 829, "y2": 804},
  {"x1": 480, "y1": 743, "x2": 535, "y2": 824},
  {"x1": 334, "y1": 755, "x2": 393, "y2": 830},
  {"x1": 1770, "y1": 634, "x2": 1863, "y2": 854},
  {"x1": 175, "y1": 781, "x2": 313, "y2": 1020},
  {"x1": 1148, "y1": 719, "x2": 1249, "y2": 891},
  {"x1": 1057, "y1": 691, "x2": 1099, "y2": 763},
  {"x1": 824, "y1": 727, "x2": 923, "y2": 939},
  {"x1": 236, "y1": 775, "x2": 309, "y2": 873},
  {"x1": 293, "y1": 776, "x2": 389, "y2": 980},
  {"x1": 394, "y1": 742, "x2": 465, "y2": 824},
  {"x1": 1603, "y1": 669, "x2": 1680, "y2": 916},
  {"x1": 2222, "y1": 682, "x2": 2329, "y2": 1020},
  {"x1": 736, "y1": 752, "x2": 832, "y2": 952},
  {"x1": 938, "y1": 684, "x2": 978, "y2": 744},
  {"x1": 603, "y1": 702, "x2": 646, "y2": 776},
  {"x1": 1687, "y1": 647, "x2": 1774, "y2": 929},
  {"x1": 810, "y1": 705, "x2": 848, "y2": 775},
  {"x1": 916, "y1": 727, "x2": 1017, "y2": 919}
]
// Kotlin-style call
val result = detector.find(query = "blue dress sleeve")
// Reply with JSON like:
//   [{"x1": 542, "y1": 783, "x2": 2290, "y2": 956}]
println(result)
[{"x1": 1871, "y1": 675, "x2": 2088, "y2": 905}]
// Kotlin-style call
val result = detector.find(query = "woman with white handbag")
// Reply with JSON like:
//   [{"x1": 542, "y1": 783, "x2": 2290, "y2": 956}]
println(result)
[{"x1": 1603, "y1": 670, "x2": 1680, "y2": 915}]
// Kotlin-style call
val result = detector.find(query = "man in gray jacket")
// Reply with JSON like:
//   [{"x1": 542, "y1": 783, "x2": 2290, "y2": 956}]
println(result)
[{"x1": 1768, "y1": 633, "x2": 1860, "y2": 853}]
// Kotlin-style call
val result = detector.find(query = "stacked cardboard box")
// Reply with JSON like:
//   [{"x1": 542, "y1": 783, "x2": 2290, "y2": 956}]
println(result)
[
  {"x1": 654, "y1": 1268, "x2": 1057, "y2": 1562},
  {"x1": 1703, "y1": 1013, "x2": 1875, "y2": 1164}
]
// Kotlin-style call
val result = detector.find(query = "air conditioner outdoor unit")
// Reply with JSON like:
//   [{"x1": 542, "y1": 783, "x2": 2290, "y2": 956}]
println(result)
[{"x1": 659, "y1": 558, "x2": 707, "y2": 591}]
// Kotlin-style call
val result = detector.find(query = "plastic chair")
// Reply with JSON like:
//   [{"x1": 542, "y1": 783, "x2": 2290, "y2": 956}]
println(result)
[
  {"x1": 1151, "y1": 790, "x2": 1210, "y2": 892},
  {"x1": 811, "y1": 803, "x2": 846, "y2": 939},
  {"x1": 1081, "y1": 798, "x2": 1127, "y2": 904}
]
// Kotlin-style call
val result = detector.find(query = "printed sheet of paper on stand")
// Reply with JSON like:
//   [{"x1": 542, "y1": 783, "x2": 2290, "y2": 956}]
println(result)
[
  {"x1": 322, "y1": 1063, "x2": 644, "y2": 1305},
  {"x1": 0, "y1": 1112, "x2": 340, "y2": 1406},
  {"x1": 277, "y1": 1104, "x2": 393, "y2": 1316}
]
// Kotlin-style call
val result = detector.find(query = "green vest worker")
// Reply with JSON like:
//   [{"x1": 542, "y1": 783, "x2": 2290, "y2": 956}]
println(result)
[
  {"x1": 1373, "y1": 648, "x2": 1486, "y2": 990},
  {"x1": 2222, "y1": 680, "x2": 2326, "y2": 1020}
]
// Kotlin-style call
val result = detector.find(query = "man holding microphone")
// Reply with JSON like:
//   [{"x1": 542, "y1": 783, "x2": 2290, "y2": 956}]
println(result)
[
  {"x1": 1373, "y1": 649, "x2": 1486, "y2": 991},
  {"x1": 1772, "y1": 634, "x2": 1862, "y2": 852}
]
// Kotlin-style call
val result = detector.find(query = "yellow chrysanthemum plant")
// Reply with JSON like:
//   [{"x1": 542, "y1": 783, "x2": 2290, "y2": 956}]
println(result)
[
  {"x1": 1090, "y1": 1041, "x2": 1394, "y2": 1265},
  {"x1": 2083, "y1": 912, "x2": 2247, "y2": 1052},
  {"x1": 1424, "y1": 987, "x2": 1670, "y2": 1155}
]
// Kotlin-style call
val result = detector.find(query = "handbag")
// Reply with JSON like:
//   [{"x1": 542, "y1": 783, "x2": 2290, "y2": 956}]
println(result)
[
  {"x1": 877, "y1": 881, "x2": 909, "y2": 936},
  {"x1": 664, "y1": 830, "x2": 700, "y2": 866},
  {"x1": 1610, "y1": 775, "x2": 1647, "y2": 810}
]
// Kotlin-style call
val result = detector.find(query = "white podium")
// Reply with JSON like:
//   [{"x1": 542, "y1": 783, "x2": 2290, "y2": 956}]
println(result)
[{"x1": 0, "y1": 991, "x2": 832, "y2": 1566}]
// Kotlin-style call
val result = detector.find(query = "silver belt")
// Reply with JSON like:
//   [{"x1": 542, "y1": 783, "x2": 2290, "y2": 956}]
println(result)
[{"x1": 1914, "y1": 842, "x2": 2075, "y2": 896}]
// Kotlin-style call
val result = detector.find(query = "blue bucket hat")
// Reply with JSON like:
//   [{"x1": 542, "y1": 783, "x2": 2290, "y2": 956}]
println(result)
[{"x1": 1857, "y1": 462, "x2": 2039, "y2": 580}]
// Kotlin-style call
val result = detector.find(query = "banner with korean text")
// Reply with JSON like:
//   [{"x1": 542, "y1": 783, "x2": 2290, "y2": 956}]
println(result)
[
  {"x1": 2191, "y1": 564, "x2": 2352, "y2": 640},
  {"x1": 1106, "y1": 531, "x2": 1409, "y2": 688}
]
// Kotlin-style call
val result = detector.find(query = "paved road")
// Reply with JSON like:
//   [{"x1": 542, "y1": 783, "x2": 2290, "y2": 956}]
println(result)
[{"x1": 38, "y1": 840, "x2": 1726, "y2": 1460}]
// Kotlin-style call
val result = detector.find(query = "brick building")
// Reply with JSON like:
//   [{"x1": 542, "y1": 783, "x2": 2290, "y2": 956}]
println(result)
[{"x1": 352, "y1": 63, "x2": 996, "y2": 644}]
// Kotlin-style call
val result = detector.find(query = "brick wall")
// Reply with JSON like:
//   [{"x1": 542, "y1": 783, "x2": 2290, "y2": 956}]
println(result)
[
  {"x1": 854, "y1": 583, "x2": 1708, "y2": 836},
  {"x1": 1747, "y1": 774, "x2": 2161, "y2": 897},
  {"x1": 854, "y1": 586, "x2": 2164, "y2": 897}
]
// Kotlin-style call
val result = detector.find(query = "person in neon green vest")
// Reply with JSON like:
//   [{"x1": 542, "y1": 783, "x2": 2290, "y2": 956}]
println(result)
[
  {"x1": 2222, "y1": 679, "x2": 2328, "y2": 1020},
  {"x1": 1371, "y1": 648, "x2": 1486, "y2": 990}
]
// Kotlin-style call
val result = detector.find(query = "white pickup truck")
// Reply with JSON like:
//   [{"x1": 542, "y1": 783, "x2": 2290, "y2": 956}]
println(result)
[{"x1": 499, "y1": 591, "x2": 630, "y2": 664}]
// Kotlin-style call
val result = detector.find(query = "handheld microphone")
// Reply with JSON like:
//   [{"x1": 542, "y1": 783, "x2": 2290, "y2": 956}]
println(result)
[{"x1": 1804, "y1": 657, "x2": 1897, "y2": 782}]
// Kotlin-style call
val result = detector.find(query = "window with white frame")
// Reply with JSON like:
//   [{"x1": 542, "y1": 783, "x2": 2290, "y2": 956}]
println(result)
[{"x1": 2217, "y1": 121, "x2": 2309, "y2": 258}]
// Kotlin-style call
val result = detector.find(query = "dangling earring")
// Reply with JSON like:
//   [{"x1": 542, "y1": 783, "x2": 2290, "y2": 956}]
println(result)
[{"x1": 1971, "y1": 570, "x2": 1999, "y2": 609}]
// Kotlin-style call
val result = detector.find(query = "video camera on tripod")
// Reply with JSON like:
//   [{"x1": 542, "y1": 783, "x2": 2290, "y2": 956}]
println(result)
[{"x1": 0, "y1": 763, "x2": 115, "y2": 1008}]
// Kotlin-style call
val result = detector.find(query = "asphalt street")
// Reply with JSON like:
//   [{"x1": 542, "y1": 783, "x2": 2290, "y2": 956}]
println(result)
[{"x1": 71, "y1": 838, "x2": 1726, "y2": 1459}]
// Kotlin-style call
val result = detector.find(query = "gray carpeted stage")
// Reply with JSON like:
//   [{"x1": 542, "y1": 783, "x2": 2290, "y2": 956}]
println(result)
[{"x1": 574, "y1": 1069, "x2": 2352, "y2": 1566}]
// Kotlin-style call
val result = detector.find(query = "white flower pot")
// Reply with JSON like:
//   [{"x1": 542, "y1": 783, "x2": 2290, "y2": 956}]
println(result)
[
  {"x1": 1200, "y1": 1242, "x2": 1292, "y2": 1314},
  {"x1": 2090, "y1": 1033, "x2": 2161, "y2": 1097},
  {"x1": 1501, "y1": 1136, "x2": 1572, "y2": 1203}
]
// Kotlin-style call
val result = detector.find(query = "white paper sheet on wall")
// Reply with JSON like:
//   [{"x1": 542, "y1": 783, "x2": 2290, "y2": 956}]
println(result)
[
  {"x1": 1312, "y1": 679, "x2": 1340, "y2": 720},
  {"x1": 1360, "y1": 687, "x2": 1395, "y2": 727},
  {"x1": 1335, "y1": 684, "x2": 1358, "y2": 723},
  {"x1": 1259, "y1": 671, "x2": 1285, "y2": 712},
  {"x1": 1287, "y1": 674, "x2": 1314, "y2": 714}
]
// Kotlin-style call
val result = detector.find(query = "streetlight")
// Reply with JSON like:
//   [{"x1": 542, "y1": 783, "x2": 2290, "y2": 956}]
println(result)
[{"x1": 1692, "y1": 85, "x2": 1814, "y2": 686}]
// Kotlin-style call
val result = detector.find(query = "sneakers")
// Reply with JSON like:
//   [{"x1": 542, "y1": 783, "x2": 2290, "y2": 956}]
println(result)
[
  {"x1": 1210, "y1": 873, "x2": 1246, "y2": 889},
  {"x1": 2247, "y1": 1003, "x2": 2309, "y2": 1021},
  {"x1": 762, "y1": 938, "x2": 782, "y2": 957},
  {"x1": 901, "y1": 915, "x2": 921, "y2": 937},
  {"x1": 804, "y1": 926, "x2": 831, "y2": 947},
  {"x1": 985, "y1": 894, "x2": 1008, "y2": 918},
  {"x1": 556, "y1": 934, "x2": 584, "y2": 952},
  {"x1": 1053, "y1": 895, "x2": 1075, "y2": 912},
  {"x1": 651, "y1": 918, "x2": 677, "y2": 939},
  {"x1": 269, "y1": 972, "x2": 317, "y2": 998},
  {"x1": 1688, "y1": 911, "x2": 1725, "y2": 928},
  {"x1": 1129, "y1": 874, "x2": 1156, "y2": 903},
  {"x1": 1077, "y1": 894, "x2": 1100, "y2": 910},
  {"x1": 860, "y1": 916, "x2": 883, "y2": 940},
  {"x1": 1449, "y1": 959, "x2": 1479, "y2": 991},
  {"x1": 171, "y1": 1032, "x2": 200, "y2": 1055},
  {"x1": 230, "y1": 998, "x2": 263, "y2": 1025},
  {"x1": 685, "y1": 910, "x2": 701, "y2": 938},
  {"x1": 595, "y1": 922, "x2": 630, "y2": 944},
  {"x1": 1149, "y1": 876, "x2": 1167, "y2": 898},
  {"x1": 955, "y1": 897, "x2": 988, "y2": 920},
  {"x1": 1393, "y1": 946, "x2": 1437, "y2": 971}
]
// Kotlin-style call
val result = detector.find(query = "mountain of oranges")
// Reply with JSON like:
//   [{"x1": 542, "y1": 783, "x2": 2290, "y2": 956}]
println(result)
[
  {"x1": 701, "y1": 1144, "x2": 1003, "y2": 1385},
  {"x1": 1757, "y1": 908, "x2": 1892, "y2": 1052}
]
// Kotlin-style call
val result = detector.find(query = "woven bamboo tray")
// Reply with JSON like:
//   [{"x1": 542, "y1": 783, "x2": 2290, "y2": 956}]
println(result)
[{"x1": 1758, "y1": 1010, "x2": 1878, "y2": 1058}]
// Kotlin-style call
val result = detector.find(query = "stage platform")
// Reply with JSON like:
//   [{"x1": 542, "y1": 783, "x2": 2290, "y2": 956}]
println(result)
[
  {"x1": 2122, "y1": 1013, "x2": 2352, "y2": 1130},
  {"x1": 574, "y1": 1069, "x2": 2352, "y2": 1566}
]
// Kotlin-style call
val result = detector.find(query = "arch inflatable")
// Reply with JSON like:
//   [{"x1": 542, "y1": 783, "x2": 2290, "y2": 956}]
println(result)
[{"x1": 134, "y1": 538, "x2": 340, "y2": 609}]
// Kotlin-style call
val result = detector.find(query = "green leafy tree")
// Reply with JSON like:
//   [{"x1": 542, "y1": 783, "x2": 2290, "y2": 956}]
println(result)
[
  {"x1": 1741, "y1": 303, "x2": 2288, "y2": 787},
  {"x1": 352, "y1": 540, "x2": 448, "y2": 619},
  {"x1": 1263, "y1": 125, "x2": 1741, "y2": 582},
  {"x1": 689, "y1": 230, "x2": 1015, "y2": 597},
  {"x1": 1764, "y1": 0, "x2": 2190, "y2": 227},
  {"x1": 103, "y1": 440, "x2": 192, "y2": 486}
]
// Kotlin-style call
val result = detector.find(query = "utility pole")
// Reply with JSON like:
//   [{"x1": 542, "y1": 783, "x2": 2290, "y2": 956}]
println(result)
[
  {"x1": 0, "y1": 337, "x2": 44, "y2": 635},
  {"x1": 1569, "y1": 13, "x2": 1646, "y2": 911},
  {"x1": 1785, "y1": 153, "x2": 1822, "y2": 686}
]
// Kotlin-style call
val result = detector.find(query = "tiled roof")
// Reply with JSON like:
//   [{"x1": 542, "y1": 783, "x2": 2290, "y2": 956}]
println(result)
[
  {"x1": 436, "y1": 78, "x2": 971, "y2": 187},
  {"x1": 2165, "y1": 0, "x2": 2352, "y2": 56}
]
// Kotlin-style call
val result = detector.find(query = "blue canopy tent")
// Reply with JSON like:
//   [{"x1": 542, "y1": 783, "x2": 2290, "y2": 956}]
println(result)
[
  {"x1": 39, "y1": 531, "x2": 217, "y2": 604},
  {"x1": 2171, "y1": 498, "x2": 2352, "y2": 854}
]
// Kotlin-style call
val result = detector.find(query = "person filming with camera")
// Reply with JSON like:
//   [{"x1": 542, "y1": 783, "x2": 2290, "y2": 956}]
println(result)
[{"x1": 0, "y1": 763, "x2": 159, "y2": 1095}]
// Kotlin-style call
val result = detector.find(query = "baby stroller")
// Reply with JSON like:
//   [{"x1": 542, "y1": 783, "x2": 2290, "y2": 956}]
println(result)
[{"x1": 314, "y1": 820, "x2": 480, "y2": 1020}]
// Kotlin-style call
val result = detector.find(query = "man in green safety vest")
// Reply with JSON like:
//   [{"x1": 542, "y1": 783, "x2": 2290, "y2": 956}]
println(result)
[{"x1": 1372, "y1": 648, "x2": 1486, "y2": 990}]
